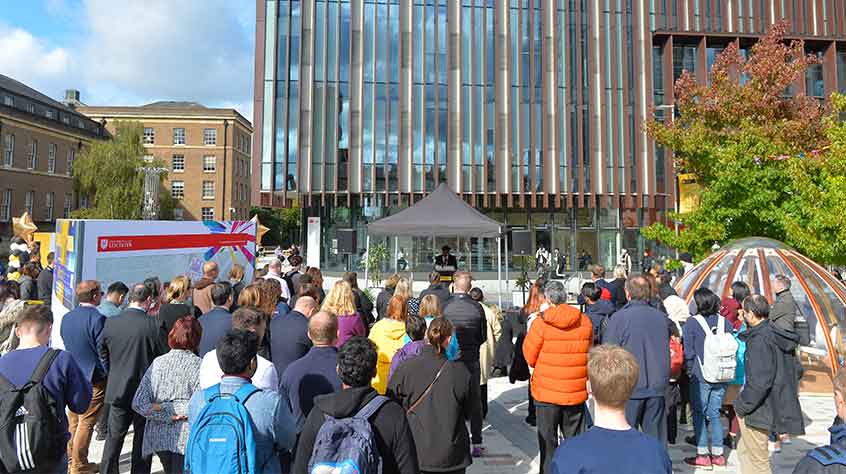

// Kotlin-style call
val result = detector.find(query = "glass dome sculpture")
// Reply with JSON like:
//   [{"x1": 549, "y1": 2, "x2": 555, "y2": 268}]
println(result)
[{"x1": 675, "y1": 237, "x2": 846, "y2": 370}]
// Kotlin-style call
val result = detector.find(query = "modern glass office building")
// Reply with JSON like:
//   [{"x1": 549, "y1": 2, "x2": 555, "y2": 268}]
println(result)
[{"x1": 254, "y1": 0, "x2": 846, "y2": 273}]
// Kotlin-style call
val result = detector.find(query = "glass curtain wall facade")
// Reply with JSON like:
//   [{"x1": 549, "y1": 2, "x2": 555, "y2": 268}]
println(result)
[{"x1": 254, "y1": 0, "x2": 846, "y2": 272}]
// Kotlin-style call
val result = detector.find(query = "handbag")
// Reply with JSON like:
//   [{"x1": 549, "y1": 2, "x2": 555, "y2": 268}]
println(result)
[{"x1": 407, "y1": 361, "x2": 448, "y2": 413}]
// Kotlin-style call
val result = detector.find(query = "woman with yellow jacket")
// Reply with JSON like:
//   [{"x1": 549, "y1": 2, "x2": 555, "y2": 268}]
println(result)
[{"x1": 369, "y1": 296, "x2": 409, "y2": 394}]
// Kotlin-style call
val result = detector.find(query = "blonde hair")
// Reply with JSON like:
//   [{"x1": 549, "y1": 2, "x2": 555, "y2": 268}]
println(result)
[
  {"x1": 393, "y1": 277, "x2": 413, "y2": 301},
  {"x1": 322, "y1": 280, "x2": 357, "y2": 316},
  {"x1": 229, "y1": 263, "x2": 245, "y2": 282},
  {"x1": 613, "y1": 264, "x2": 627, "y2": 279},
  {"x1": 238, "y1": 284, "x2": 263, "y2": 308},
  {"x1": 384, "y1": 274, "x2": 400, "y2": 290},
  {"x1": 166, "y1": 276, "x2": 190, "y2": 303},
  {"x1": 418, "y1": 294, "x2": 441, "y2": 318},
  {"x1": 588, "y1": 345, "x2": 640, "y2": 408}
]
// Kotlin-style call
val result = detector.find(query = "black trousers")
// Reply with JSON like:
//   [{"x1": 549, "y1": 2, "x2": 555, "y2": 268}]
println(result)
[
  {"x1": 536, "y1": 402, "x2": 587, "y2": 474},
  {"x1": 527, "y1": 382, "x2": 536, "y2": 420},
  {"x1": 100, "y1": 405, "x2": 152, "y2": 474},
  {"x1": 156, "y1": 451, "x2": 184, "y2": 474},
  {"x1": 96, "y1": 401, "x2": 110, "y2": 435},
  {"x1": 461, "y1": 360, "x2": 483, "y2": 445},
  {"x1": 480, "y1": 384, "x2": 488, "y2": 419},
  {"x1": 625, "y1": 397, "x2": 667, "y2": 447}
]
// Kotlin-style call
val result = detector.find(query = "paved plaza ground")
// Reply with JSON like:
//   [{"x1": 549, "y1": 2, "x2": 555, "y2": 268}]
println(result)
[{"x1": 89, "y1": 375, "x2": 836, "y2": 473}]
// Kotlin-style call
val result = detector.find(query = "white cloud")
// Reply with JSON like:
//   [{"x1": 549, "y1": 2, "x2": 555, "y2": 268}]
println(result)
[
  {"x1": 0, "y1": 0, "x2": 255, "y2": 119},
  {"x1": 0, "y1": 24, "x2": 72, "y2": 87}
]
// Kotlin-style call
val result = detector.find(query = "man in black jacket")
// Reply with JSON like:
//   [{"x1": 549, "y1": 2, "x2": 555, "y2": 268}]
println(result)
[
  {"x1": 99, "y1": 283, "x2": 168, "y2": 474},
  {"x1": 443, "y1": 271, "x2": 486, "y2": 455},
  {"x1": 794, "y1": 371, "x2": 846, "y2": 474},
  {"x1": 36, "y1": 251, "x2": 54, "y2": 305},
  {"x1": 419, "y1": 271, "x2": 451, "y2": 309},
  {"x1": 294, "y1": 337, "x2": 418, "y2": 474},
  {"x1": 735, "y1": 294, "x2": 805, "y2": 474}
]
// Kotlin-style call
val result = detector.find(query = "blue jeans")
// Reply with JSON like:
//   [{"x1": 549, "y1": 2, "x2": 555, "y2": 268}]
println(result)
[{"x1": 691, "y1": 378, "x2": 727, "y2": 456}]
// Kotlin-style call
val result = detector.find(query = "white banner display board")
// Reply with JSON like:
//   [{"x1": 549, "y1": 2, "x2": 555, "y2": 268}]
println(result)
[
  {"x1": 306, "y1": 217, "x2": 321, "y2": 268},
  {"x1": 50, "y1": 219, "x2": 257, "y2": 348}
]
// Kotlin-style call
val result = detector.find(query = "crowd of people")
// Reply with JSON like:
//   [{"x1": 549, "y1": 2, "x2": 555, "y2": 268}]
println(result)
[{"x1": 0, "y1": 245, "x2": 842, "y2": 474}]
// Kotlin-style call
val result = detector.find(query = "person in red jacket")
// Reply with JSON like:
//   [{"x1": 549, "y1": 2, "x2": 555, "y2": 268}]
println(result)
[{"x1": 523, "y1": 280, "x2": 593, "y2": 474}]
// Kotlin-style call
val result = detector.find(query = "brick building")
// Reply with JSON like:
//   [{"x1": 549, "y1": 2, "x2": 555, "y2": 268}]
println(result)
[
  {"x1": 78, "y1": 102, "x2": 253, "y2": 222},
  {"x1": 0, "y1": 75, "x2": 107, "y2": 235}
]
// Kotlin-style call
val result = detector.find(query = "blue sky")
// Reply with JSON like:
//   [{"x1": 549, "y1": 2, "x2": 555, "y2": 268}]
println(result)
[{"x1": 0, "y1": 0, "x2": 256, "y2": 119}]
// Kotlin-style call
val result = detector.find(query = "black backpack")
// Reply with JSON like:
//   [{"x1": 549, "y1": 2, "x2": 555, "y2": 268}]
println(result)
[{"x1": 0, "y1": 349, "x2": 63, "y2": 473}]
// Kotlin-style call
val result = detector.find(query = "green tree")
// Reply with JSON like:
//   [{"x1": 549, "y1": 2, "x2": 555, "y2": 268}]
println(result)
[
  {"x1": 643, "y1": 22, "x2": 846, "y2": 263},
  {"x1": 72, "y1": 121, "x2": 172, "y2": 219},
  {"x1": 250, "y1": 204, "x2": 301, "y2": 247}
]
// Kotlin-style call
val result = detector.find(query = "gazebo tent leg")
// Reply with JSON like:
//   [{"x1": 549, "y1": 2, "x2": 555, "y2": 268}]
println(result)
[
  {"x1": 364, "y1": 235, "x2": 371, "y2": 289},
  {"x1": 497, "y1": 228, "x2": 502, "y2": 308}
]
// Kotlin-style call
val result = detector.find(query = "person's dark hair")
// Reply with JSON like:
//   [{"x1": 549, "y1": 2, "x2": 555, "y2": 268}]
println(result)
[
  {"x1": 429, "y1": 271, "x2": 440, "y2": 284},
  {"x1": 625, "y1": 274, "x2": 651, "y2": 301},
  {"x1": 338, "y1": 336, "x2": 378, "y2": 387},
  {"x1": 659, "y1": 272, "x2": 673, "y2": 287},
  {"x1": 211, "y1": 282, "x2": 233, "y2": 306},
  {"x1": 0, "y1": 281, "x2": 21, "y2": 301},
  {"x1": 581, "y1": 282, "x2": 602, "y2": 303},
  {"x1": 298, "y1": 283, "x2": 322, "y2": 301},
  {"x1": 216, "y1": 329, "x2": 258, "y2": 375},
  {"x1": 658, "y1": 283, "x2": 677, "y2": 300},
  {"x1": 16, "y1": 304, "x2": 53, "y2": 332},
  {"x1": 342, "y1": 272, "x2": 359, "y2": 290},
  {"x1": 468, "y1": 287, "x2": 484, "y2": 303},
  {"x1": 741, "y1": 294, "x2": 770, "y2": 320},
  {"x1": 289, "y1": 255, "x2": 304, "y2": 267},
  {"x1": 168, "y1": 316, "x2": 203, "y2": 351},
  {"x1": 46, "y1": 252, "x2": 54, "y2": 264},
  {"x1": 298, "y1": 273, "x2": 314, "y2": 286},
  {"x1": 128, "y1": 283, "x2": 152, "y2": 303},
  {"x1": 693, "y1": 287, "x2": 721, "y2": 316},
  {"x1": 405, "y1": 314, "x2": 427, "y2": 341},
  {"x1": 143, "y1": 276, "x2": 162, "y2": 301},
  {"x1": 232, "y1": 306, "x2": 264, "y2": 331},
  {"x1": 426, "y1": 317, "x2": 454, "y2": 354},
  {"x1": 731, "y1": 281, "x2": 751, "y2": 305},
  {"x1": 21, "y1": 263, "x2": 39, "y2": 279},
  {"x1": 75, "y1": 280, "x2": 102, "y2": 304},
  {"x1": 107, "y1": 281, "x2": 129, "y2": 298}
]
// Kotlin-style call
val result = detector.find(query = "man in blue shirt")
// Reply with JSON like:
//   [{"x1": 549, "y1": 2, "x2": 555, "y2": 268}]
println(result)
[
  {"x1": 551, "y1": 345, "x2": 671, "y2": 474},
  {"x1": 0, "y1": 304, "x2": 91, "y2": 474},
  {"x1": 280, "y1": 310, "x2": 342, "y2": 429},
  {"x1": 96, "y1": 281, "x2": 128, "y2": 318},
  {"x1": 602, "y1": 274, "x2": 671, "y2": 444},
  {"x1": 189, "y1": 329, "x2": 297, "y2": 473},
  {"x1": 60, "y1": 280, "x2": 107, "y2": 474},
  {"x1": 197, "y1": 282, "x2": 234, "y2": 357}
]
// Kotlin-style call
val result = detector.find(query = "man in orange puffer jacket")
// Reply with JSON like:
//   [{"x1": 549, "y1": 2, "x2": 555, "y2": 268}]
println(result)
[{"x1": 523, "y1": 280, "x2": 593, "y2": 474}]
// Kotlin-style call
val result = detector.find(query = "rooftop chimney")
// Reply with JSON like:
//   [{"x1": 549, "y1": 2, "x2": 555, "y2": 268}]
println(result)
[{"x1": 63, "y1": 89, "x2": 82, "y2": 108}]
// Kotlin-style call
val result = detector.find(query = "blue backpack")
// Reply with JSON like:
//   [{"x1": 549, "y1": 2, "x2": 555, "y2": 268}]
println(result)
[
  {"x1": 185, "y1": 384, "x2": 259, "y2": 474},
  {"x1": 307, "y1": 395, "x2": 389, "y2": 474}
]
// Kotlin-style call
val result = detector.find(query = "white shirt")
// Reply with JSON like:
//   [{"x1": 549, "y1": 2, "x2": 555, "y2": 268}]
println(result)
[
  {"x1": 263, "y1": 273, "x2": 291, "y2": 302},
  {"x1": 199, "y1": 350, "x2": 279, "y2": 392}
]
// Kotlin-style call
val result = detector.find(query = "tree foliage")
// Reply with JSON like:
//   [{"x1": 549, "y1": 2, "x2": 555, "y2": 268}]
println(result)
[
  {"x1": 643, "y1": 22, "x2": 846, "y2": 263},
  {"x1": 250, "y1": 204, "x2": 301, "y2": 247},
  {"x1": 72, "y1": 121, "x2": 172, "y2": 219}
]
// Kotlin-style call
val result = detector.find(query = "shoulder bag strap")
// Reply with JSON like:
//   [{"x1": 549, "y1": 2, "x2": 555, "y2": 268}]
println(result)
[
  {"x1": 407, "y1": 360, "x2": 448, "y2": 414},
  {"x1": 30, "y1": 348, "x2": 60, "y2": 385}
]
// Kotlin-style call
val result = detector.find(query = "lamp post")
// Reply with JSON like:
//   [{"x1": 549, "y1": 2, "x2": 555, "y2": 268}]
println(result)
[{"x1": 137, "y1": 166, "x2": 168, "y2": 220}]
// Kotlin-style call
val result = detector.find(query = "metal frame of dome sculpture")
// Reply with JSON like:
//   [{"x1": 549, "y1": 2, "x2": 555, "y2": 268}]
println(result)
[{"x1": 675, "y1": 237, "x2": 846, "y2": 370}]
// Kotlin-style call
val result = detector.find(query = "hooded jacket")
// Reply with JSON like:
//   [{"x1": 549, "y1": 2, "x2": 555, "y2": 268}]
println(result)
[
  {"x1": 793, "y1": 419, "x2": 846, "y2": 474},
  {"x1": 388, "y1": 340, "x2": 425, "y2": 382},
  {"x1": 387, "y1": 345, "x2": 472, "y2": 473},
  {"x1": 443, "y1": 293, "x2": 487, "y2": 363},
  {"x1": 523, "y1": 303, "x2": 593, "y2": 406},
  {"x1": 191, "y1": 277, "x2": 216, "y2": 315},
  {"x1": 734, "y1": 319, "x2": 805, "y2": 435},
  {"x1": 369, "y1": 319, "x2": 409, "y2": 394},
  {"x1": 293, "y1": 386, "x2": 419, "y2": 474}
]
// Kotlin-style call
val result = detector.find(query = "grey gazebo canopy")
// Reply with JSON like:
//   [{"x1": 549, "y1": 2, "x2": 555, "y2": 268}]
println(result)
[
  {"x1": 366, "y1": 183, "x2": 503, "y2": 237},
  {"x1": 365, "y1": 183, "x2": 506, "y2": 305}
]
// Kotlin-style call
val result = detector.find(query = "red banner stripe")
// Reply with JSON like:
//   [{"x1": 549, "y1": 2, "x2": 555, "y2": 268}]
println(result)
[{"x1": 97, "y1": 233, "x2": 255, "y2": 252}]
